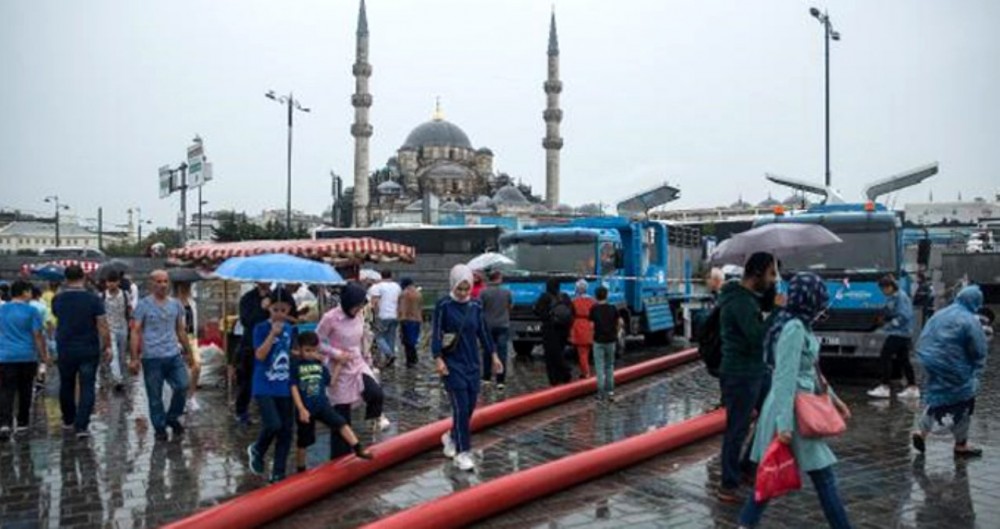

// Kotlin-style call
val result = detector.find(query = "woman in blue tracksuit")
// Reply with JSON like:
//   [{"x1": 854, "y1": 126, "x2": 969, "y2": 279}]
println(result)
[{"x1": 432, "y1": 264, "x2": 503, "y2": 471}]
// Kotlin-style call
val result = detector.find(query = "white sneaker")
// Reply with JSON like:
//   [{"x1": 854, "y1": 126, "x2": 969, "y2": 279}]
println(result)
[
  {"x1": 187, "y1": 397, "x2": 201, "y2": 413},
  {"x1": 441, "y1": 432, "x2": 457, "y2": 458},
  {"x1": 454, "y1": 451, "x2": 475, "y2": 471},
  {"x1": 897, "y1": 386, "x2": 921, "y2": 399},
  {"x1": 867, "y1": 385, "x2": 891, "y2": 399},
  {"x1": 378, "y1": 415, "x2": 391, "y2": 431}
]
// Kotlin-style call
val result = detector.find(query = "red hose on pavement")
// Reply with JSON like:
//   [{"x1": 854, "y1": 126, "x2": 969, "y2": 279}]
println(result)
[
  {"x1": 162, "y1": 348, "x2": 699, "y2": 529},
  {"x1": 362, "y1": 409, "x2": 727, "y2": 529}
]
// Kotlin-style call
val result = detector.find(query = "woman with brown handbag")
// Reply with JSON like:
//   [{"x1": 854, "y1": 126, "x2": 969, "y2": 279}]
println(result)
[{"x1": 738, "y1": 272, "x2": 853, "y2": 529}]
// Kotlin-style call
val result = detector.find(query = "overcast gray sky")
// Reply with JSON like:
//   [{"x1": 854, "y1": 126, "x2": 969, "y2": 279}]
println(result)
[{"x1": 2, "y1": 0, "x2": 998, "y2": 229}]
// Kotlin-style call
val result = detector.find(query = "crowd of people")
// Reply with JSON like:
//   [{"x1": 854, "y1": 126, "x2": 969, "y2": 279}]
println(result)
[{"x1": 0, "y1": 254, "x2": 991, "y2": 518}]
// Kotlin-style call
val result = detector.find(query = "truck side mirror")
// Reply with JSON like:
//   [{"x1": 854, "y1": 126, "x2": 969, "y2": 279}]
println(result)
[{"x1": 615, "y1": 249, "x2": 625, "y2": 269}]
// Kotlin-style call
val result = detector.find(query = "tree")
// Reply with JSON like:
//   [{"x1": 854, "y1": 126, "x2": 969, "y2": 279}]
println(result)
[
  {"x1": 103, "y1": 228, "x2": 182, "y2": 257},
  {"x1": 211, "y1": 212, "x2": 308, "y2": 242}
]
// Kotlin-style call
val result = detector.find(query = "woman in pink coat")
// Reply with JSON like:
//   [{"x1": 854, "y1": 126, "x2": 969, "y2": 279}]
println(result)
[{"x1": 316, "y1": 282, "x2": 386, "y2": 459}]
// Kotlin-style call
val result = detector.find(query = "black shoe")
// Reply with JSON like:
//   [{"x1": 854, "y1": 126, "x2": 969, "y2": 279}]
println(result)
[
  {"x1": 269, "y1": 473, "x2": 285, "y2": 484},
  {"x1": 384, "y1": 356, "x2": 396, "y2": 368},
  {"x1": 912, "y1": 433, "x2": 926, "y2": 454},
  {"x1": 154, "y1": 429, "x2": 169, "y2": 441},
  {"x1": 954, "y1": 445, "x2": 983, "y2": 458},
  {"x1": 167, "y1": 420, "x2": 185, "y2": 436}
]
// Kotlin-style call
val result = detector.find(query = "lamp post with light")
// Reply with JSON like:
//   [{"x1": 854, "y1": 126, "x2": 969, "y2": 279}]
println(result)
[{"x1": 809, "y1": 7, "x2": 840, "y2": 188}]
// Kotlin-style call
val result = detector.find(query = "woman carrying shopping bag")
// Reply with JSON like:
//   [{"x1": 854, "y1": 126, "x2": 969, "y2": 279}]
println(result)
[{"x1": 738, "y1": 272, "x2": 853, "y2": 529}]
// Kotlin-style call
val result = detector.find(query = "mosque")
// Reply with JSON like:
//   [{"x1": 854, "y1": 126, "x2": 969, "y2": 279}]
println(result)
[{"x1": 347, "y1": 1, "x2": 564, "y2": 226}]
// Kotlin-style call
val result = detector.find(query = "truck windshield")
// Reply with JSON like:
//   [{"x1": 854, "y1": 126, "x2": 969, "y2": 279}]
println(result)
[
  {"x1": 501, "y1": 242, "x2": 595, "y2": 276},
  {"x1": 781, "y1": 228, "x2": 897, "y2": 274}
]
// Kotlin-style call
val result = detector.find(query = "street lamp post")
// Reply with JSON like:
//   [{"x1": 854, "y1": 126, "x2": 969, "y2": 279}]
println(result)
[
  {"x1": 131, "y1": 207, "x2": 152, "y2": 244},
  {"x1": 44, "y1": 195, "x2": 70, "y2": 247},
  {"x1": 810, "y1": 7, "x2": 840, "y2": 188},
  {"x1": 265, "y1": 90, "x2": 310, "y2": 236},
  {"x1": 197, "y1": 199, "x2": 209, "y2": 240}
]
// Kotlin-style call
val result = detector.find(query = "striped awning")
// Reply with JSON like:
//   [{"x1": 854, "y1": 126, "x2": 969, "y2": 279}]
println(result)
[
  {"x1": 21, "y1": 259, "x2": 101, "y2": 276},
  {"x1": 167, "y1": 238, "x2": 416, "y2": 269}
]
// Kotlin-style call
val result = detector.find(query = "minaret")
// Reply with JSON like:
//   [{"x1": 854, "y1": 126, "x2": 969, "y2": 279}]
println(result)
[
  {"x1": 351, "y1": 0, "x2": 373, "y2": 227},
  {"x1": 543, "y1": 9, "x2": 563, "y2": 208}
]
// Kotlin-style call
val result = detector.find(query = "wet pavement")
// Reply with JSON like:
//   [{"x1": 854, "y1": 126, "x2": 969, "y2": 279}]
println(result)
[{"x1": 2, "y1": 341, "x2": 998, "y2": 529}]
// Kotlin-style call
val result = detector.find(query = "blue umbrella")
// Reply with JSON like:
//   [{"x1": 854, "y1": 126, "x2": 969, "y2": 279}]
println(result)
[
  {"x1": 213, "y1": 253, "x2": 344, "y2": 285},
  {"x1": 30, "y1": 264, "x2": 66, "y2": 282}
]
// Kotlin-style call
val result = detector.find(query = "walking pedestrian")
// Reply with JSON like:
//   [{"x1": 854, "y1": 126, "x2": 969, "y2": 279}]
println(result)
[
  {"x1": 52, "y1": 264, "x2": 111, "y2": 439},
  {"x1": 911, "y1": 285, "x2": 989, "y2": 458},
  {"x1": 101, "y1": 272, "x2": 131, "y2": 392},
  {"x1": 717, "y1": 252, "x2": 777, "y2": 503},
  {"x1": 368, "y1": 270, "x2": 402, "y2": 368},
  {"x1": 0, "y1": 280, "x2": 51, "y2": 441},
  {"x1": 129, "y1": 270, "x2": 194, "y2": 441},
  {"x1": 432, "y1": 264, "x2": 502, "y2": 471},
  {"x1": 174, "y1": 282, "x2": 203, "y2": 412},
  {"x1": 569, "y1": 279, "x2": 596, "y2": 379},
  {"x1": 291, "y1": 331, "x2": 373, "y2": 472},
  {"x1": 534, "y1": 278, "x2": 573, "y2": 386},
  {"x1": 868, "y1": 275, "x2": 919, "y2": 399},
  {"x1": 398, "y1": 278, "x2": 424, "y2": 368},
  {"x1": 479, "y1": 270, "x2": 512, "y2": 390},
  {"x1": 316, "y1": 282, "x2": 389, "y2": 458},
  {"x1": 589, "y1": 286, "x2": 619, "y2": 402},
  {"x1": 737, "y1": 272, "x2": 853, "y2": 529},
  {"x1": 246, "y1": 288, "x2": 296, "y2": 483},
  {"x1": 236, "y1": 283, "x2": 294, "y2": 425}
]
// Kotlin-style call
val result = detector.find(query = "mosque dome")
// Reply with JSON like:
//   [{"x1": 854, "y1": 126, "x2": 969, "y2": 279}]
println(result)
[
  {"x1": 493, "y1": 185, "x2": 530, "y2": 207},
  {"x1": 402, "y1": 117, "x2": 473, "y2": 150},
  {"x1": 422, "y1": 161, "x2": 476, "y2": 180}
]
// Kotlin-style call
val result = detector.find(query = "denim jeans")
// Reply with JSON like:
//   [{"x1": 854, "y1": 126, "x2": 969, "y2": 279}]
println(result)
[
  {"x1": 593, "y1": 342, "x2": 616, "y2": 396},
  {"x1": 58, "y1": 355, "x2": 99, "y2": 432},
  {"x1": 719, "y1": 372, "x2": 767, "y2": 490},
  {"x1": 739, "y1": 465, "x2": 852, "y2": 528},
  {"x1": 483, "y1": 327, "x2": 509, "y2": 384},
  {"x1": 254, "y1": 395, "x2": 293, "y2": 477},
  {"x1": 142, "y1": 355, "x2": 190, "y2": 432},
  {"x1": 108, "y1": 329, "x2": 129, "y2": 384},
  {"x1": 376, "y1": 319, "x2": 399, "y2": 362},
  {"x1": 400, "y1": 321, "x2": 421, "y2": 365}
]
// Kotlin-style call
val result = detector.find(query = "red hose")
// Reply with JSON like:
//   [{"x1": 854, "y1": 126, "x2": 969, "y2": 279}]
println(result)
[
  {"x1": 362, "y1": 409, "x2": 727, "y2": 529},
  {"x1": 162, "y1": 348, "x2": 699, "y2": 529}
]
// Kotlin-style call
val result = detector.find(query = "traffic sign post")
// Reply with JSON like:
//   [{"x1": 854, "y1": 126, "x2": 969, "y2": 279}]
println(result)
[{"x1": 160, "y1": 137, "x2": 209, "y2": 246}]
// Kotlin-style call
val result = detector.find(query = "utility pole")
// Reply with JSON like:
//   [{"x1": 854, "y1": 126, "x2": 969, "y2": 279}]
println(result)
[
  {"x1": 809, "y1": 7, "x2": 840, "y2": 188},
  {"x1": 44, "y1": 195, "x2": 69, "y2": 247},
  {"x1": 265, "y1": 90, "x2": 310, "y2": 236}
]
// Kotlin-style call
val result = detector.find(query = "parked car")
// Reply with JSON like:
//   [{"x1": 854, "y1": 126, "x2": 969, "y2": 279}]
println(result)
[{"x1": 38, "y1": 246, "x2": 106, "y2": 258}]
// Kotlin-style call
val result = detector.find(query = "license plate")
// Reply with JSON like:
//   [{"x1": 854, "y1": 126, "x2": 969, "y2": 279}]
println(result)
[
  {"x1": 526, "y1": 324, "x2": 540, "y2": 333},
  {"x1": 819, "y1": 336, "x2": 841, "y2": 346}
]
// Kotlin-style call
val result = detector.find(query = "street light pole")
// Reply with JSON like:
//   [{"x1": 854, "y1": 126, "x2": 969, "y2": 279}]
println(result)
[
  {"x1": 810, "y1": 7, "x2": 840, "y2": 188},
  {"x1": 266, "y1": 90, "x2": 310, "y2": 237},
  {"x1": 44, "y1": 195, "x2": 69, "y2": 247}
]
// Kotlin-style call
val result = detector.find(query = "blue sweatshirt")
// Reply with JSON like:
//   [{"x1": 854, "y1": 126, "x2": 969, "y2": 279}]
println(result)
[
  {"x1": 881, "y1": 290, "x2": 914, "y2": 337},
  {"x1": 431, "y1": 297, "x2": 494, "y2": 390}
]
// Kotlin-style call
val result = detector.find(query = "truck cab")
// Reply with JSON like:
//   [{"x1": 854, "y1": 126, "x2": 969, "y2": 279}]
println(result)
[
  {"x1": 755, "y1": 203, "x2": 906, "y2": 358},
  {"x1": 500, "y1": 217, "x2": 679, "y2": 356}
]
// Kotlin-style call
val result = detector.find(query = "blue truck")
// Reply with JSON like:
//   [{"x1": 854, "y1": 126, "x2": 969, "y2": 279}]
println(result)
[
  {"x1": 754, "y1": 202, "x2": 910, "y2": 358},
  {"x1": 499, "y1": 217, "x2": 693, "y2": 357}
]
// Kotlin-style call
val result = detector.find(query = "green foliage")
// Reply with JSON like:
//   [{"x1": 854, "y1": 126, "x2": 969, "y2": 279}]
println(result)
[
  {"x1": 211, "y1": 212, "x2": 309, "y2": 242},
  {"x1": 103, "y1": 228, "x2": 182, "y2": 257}
]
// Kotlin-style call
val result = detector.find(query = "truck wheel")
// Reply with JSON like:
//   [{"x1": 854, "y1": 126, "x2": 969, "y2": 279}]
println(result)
[{"x1": 513, "y1": 341, "x2": 536, "y2": 357}]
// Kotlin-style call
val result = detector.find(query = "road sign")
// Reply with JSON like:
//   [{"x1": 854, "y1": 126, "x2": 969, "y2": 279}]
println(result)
[
  {"x1": 187, "y1": 141, "x2": 207, "y2": 188},
  {"x1": 159, "y1": 165, "x2": 173, "y2": 198}
]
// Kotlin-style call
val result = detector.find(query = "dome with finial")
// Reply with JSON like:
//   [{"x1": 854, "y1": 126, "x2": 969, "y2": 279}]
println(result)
[
  {"x1": 439, "y1": 200, "x2": 462, "y2": 213},
  {"x1": 757, "y1": 194, "x2": 780, "y2": 208},
  {"x1": 730, "y1": 197, "x2": 751, "y2": 209},
  {"x1": 402, "y1": 98, "x2": 473, "y2": 150},
  {"x1": 493, "y1": 184, "x2": 530, "y2": 207}
]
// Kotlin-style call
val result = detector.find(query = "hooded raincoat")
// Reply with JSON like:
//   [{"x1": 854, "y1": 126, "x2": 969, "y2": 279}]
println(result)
[{"x1": 916, "y1": 286, "x2": 989, "y2": 409}]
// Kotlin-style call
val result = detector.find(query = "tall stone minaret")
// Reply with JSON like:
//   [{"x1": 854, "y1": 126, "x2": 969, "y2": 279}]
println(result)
[
  {"x1": 543, "y1": 9, "x2": 563, "y2": 208},
  {"x1": 351, "y1": 0, "x2": 373, "y2": 227}
]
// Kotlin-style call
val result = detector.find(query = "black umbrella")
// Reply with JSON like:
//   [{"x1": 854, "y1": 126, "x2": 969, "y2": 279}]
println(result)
[
  {"x1": 167, "y1": 268, "x2": 207, "y2": 283},
  {"x1": 97, "y1": 259, "x2": 130, "y2": 280}
]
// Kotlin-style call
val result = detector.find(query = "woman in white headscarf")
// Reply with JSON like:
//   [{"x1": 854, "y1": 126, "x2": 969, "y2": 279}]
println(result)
[{"x1": 431, "y1": 264, "x2": 503, "y2": 471}]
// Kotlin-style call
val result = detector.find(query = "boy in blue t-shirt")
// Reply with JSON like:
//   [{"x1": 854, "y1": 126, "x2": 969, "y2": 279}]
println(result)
[
  {"x1": 247, "y1": 290, "x2": 298, "y2": 483},
  {"x1": 291, "y1": 331, "x2": 373, "y2": 473}
]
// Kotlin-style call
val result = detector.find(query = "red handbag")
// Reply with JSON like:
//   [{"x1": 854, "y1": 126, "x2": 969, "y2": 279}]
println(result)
[
  {"x1": 794, "y1": 364, "x2": 846, "y2": 438},
  {"x1": 755, "y1": 438, "x2": 802, "y2": 502}
]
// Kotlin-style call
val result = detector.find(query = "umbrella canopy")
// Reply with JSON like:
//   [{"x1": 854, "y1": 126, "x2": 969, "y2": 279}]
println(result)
[
  {"x1": 467, "y1": 252, "x2": 515, "y2": 271},
  {"x1": 30, "y1": 263, "x2": 66, "y2": 282},
  {"x1": 213, "y1": 254, "x2": 345, "y2": 285},
  {"x1": 21, "y1": 260, "x2": 100, "y2": 278},
  {"x1": 167, "y1": 268, "x2": 208, "y2": 283},
  {"x1": 710, "y1": 223, "x2": 842, "y2": 266},
  {"x1": 96, "y1": 259, "x2": 130, "y2": 280},
  {"x1": 168, "y1": 238, "x2": 416, "y2": 269}
]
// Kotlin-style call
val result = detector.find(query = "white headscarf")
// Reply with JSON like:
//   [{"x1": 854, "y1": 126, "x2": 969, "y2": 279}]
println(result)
[
  {"x1": 450, "y1": 264, "x2": 474, "y2": 302},
  {"x1": 575, "y1": 278, "x2": 589, "y2": 296}
]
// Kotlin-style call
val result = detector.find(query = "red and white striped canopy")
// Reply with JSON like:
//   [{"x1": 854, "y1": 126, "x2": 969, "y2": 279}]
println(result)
[
  {"x1": 167, "y1": 238, "x2": 416, "y2": 269},
  {"x1": 20, "y1": 260, "x2": 101, "y2": 276}
]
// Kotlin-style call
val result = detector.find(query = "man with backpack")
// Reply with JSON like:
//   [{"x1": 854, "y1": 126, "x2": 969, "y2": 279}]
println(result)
[
  {"x1": 715, "y1": 252, "x2": 777, "y2": 503},
  {"x1": 102, "y1": 272, "x2": 131, "y2": 392},
  {"x1": 534, "y1": 278, "x2": 573, "y2": 386}
]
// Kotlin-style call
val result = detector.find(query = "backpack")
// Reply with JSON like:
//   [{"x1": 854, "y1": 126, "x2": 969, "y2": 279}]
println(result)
[
  {"x1": 550, "y1": 296, "x2": 573, "y2": 327},
  {"x1": 698, "y1": 305, "x2": 722, "y2": 377}
]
